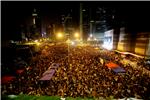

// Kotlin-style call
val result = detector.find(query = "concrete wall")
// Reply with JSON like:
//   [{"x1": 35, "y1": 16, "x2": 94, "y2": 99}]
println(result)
[
  {"x1": 117, "y1": 27, "x2": 134, "y2": 52},
  {"x1": 113, "y1": 28, "x2": 120, "y2": 50},
  {"x1": 135, "y1": 32, "x2": 150, "y2": 56},
  {"x1": 117, "y1": 27, "x2": 127, "y2": 51},
  {"x1": 117, "y1": 27, "x2": 150, "y2": 57},
  {"x1": 146, "y1": 36, "x2": 150, "y2": 57}
]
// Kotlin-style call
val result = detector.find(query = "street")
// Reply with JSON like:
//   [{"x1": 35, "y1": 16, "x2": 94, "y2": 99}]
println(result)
[{"x1": 1, "y1": 42, "x2": 150, "y2": 99}]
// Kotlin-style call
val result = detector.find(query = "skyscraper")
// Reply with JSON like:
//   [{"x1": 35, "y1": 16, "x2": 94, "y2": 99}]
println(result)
[
  {"x1": 61, "y1": 10, "x2": 74, "y2": 40},
  {"x1": 30, "y1": 8, "x2": 41, "y2": 39}
]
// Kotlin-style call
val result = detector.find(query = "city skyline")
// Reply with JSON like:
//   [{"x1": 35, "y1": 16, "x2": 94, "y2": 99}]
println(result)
[
  {"x1": 2, "y1": 1, "x2": 150, "y2": 41},
  {"x1": 1, "y1": 1, "x2": 150, "y2": 99}
]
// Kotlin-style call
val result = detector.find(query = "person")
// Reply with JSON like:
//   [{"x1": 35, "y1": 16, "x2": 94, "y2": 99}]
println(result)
[{"x1": 1, "y1": 43, "x2": 150, "y2": 99}]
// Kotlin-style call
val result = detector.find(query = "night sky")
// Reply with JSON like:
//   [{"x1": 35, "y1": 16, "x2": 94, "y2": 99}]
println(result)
[
  {"x1": 2, "y1": 2, "x2": 80, "y2": 41},
  {"x1": 2, "y1": 1, "x2": 150, "y2": 41}
]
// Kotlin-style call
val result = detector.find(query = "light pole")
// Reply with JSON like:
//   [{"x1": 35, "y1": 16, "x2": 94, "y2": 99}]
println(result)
[
  {"x1": 67, "y1": 34, "x2": 70, "y2": 65},
  {"x1": 90, "y1": 20, "x2": 94, "y2": 35},
  {"x1": 80, "y1": 3, "x2": 83, "y2": 41},
  {"x1": 90, "y1": 20, "x2": 94, "y2": 46}
]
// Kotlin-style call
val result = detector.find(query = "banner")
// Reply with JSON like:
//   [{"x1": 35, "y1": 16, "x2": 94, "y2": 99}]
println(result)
[
  {"x1": 40, "y1": 63, "x2": 60, "y2": 81},
  {"x1": 112, "y1": 66, "x2": 126, "y2": 73},
  {"x1": 40, "y1": 69, "x2": 55, "y2": 81}
]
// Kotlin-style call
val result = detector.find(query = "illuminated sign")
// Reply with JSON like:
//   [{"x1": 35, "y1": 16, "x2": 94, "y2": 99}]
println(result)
[
  {"x1": 102, "y1": 29, "x2": 114, "y2": 50},
  {"x1": 32, "y1": 13, "x2": 37, "y2": 16}
]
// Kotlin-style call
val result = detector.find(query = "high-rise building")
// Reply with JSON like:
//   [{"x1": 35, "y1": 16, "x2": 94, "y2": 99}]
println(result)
[
  {"x1": 81, "y1": 5, "x2": 115, "y2": 44},
  {"x1": 20, "y1": 25, "x2": 26, "y2": 41},
  {"x1": 82, "y1": 6, "x2": 90, "y2": 41},
  {"x1": 45, "y1": 24, "x2": 55, "y2": 40},
  {"x1": 30, "y1": 8, "x2": 41, "y2": 39},
  {"x1": 61, "y1": 10, "x2": 74, "y2": 40}
]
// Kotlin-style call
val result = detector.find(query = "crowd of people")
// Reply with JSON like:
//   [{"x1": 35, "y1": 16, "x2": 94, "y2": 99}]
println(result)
[{"x1": 1, "y1": 42, "x2": 150, "y2": 99}]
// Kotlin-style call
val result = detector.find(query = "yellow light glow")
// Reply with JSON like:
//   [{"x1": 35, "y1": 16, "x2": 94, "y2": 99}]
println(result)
[
  {"x1": 95, "y1": 47, "x2": 99, "y2": 50},
  {"x1": 87, "y1": 38, "x2": 91, "y2": 41},
  {"x1": 74, "y1": 33, "x2": 79, "y2": 38},
  {"x1": 57, "y1": 33, "x2": 63, "y2": 39},
  {"x1": 34, "y1": 40, "x2": 38, "y2": 43},
  {"x1": 94, "y1": 38, "x2": 97, "y2": 41},
  {"x1": 71, "y1": 41, "x2": 75, "y2": 45},
  {"x1": 135, "y1": 48, "x2": 145, "y2": 55},
  {"x1": 90, "y1": 34, "x2": 93, "y2": 37},
  {"x1": 66, "y1": 39, "x2": 71, "y2": 43},
  {"x1": 36, "y1": 42, "x2": 40, "y2": 46}
]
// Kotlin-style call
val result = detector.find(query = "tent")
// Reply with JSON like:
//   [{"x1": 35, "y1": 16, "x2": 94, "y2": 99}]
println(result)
[
  {"x1": 1, "y1": 75, "x2": 16, "y2": 84},
  {"x1": 42, "y1": 69, "x2": 54, "y2": 76},
  {"x1": 112, "y1": 66, "x2": 126, "y2": 73},
  {"x1": 106, "y1": 62, "x2": 126, "y2": 73},
  {"x1": 106, "y1": 62, "x2": 119, "y2": 69},
  {"x1": 40, "y1": 63, "x2": 60, "y2": 81}
]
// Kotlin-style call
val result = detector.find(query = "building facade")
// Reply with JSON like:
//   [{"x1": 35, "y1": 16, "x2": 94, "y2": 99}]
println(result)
[{"x1": 116, "y1": 27, "x2": 150, "y2": 57}]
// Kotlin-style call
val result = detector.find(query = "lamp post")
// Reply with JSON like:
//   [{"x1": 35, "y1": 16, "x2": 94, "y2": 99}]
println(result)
[
  {"x1": 80, "y1": 3, "x2": 83, "y2": 41},
  {"x1": 90, "y1": 20, "x2": 94, "y2": 35}
]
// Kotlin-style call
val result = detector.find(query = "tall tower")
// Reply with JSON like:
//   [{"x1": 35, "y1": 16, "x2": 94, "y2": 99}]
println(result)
[
  {"x1": 61, "y1": 10, "x2": 73, "y2": 40},
  {"x1": 32, "y1": 8, "x2": 37, "y2": 25},
  {"x1": 31, "y1": 8, "x2": 41, "y2": 39},
  {"x1": 61, "y1": 15, "x2": 65, "y2": 34}
]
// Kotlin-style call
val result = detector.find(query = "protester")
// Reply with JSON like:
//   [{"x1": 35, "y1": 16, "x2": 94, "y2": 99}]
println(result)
[{"x1": 1, "y1": 43, "x2": 150, "y2": 99}]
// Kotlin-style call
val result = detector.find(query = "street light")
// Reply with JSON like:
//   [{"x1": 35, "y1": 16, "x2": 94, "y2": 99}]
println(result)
[
  {"x1": 74, "y1": 32, "x2": 79, "y2": 39},
  {"x1": 90, "y1": 20, "x2": 94, "y2": 23},
  {"x1": 82, "y1": 9, "x2": 86, "y2": 12},
  {"x1": 56, "y1": 33, "x2": 63, "y2": 39},
  {"x1": 90, "y1": 34, "x2": 93, "y2": 38},
  {"x1": 71, "y1": 41, "x2": 75, "y2": 45},
  {"x1": 36, "y1": 42, "x2": 40, "y2": 46},
  {"x1": 34, "y1": 40, "x2": 38, "y2": 43},
  {"x1": 87, "y1": 37, "x2": 91, "y2": 41}
]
